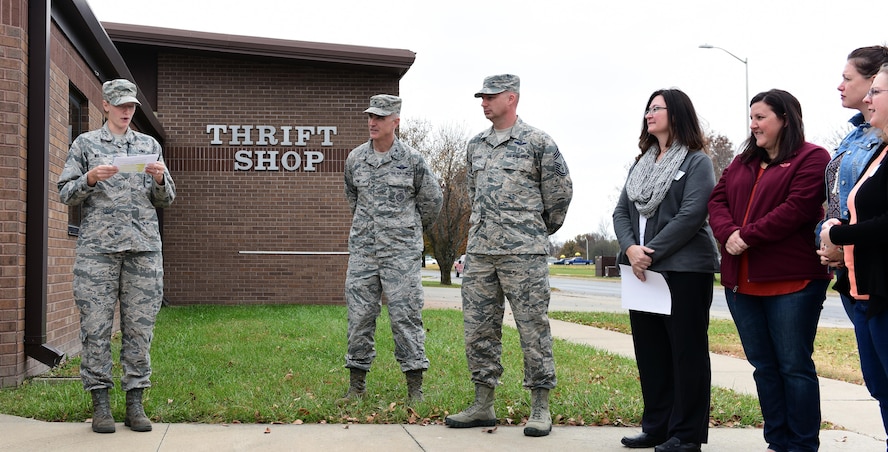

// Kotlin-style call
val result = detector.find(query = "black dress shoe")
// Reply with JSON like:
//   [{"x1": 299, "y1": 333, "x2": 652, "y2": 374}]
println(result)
[
  {"x1": 621, "y1": 432, "x2": 667, "y2": 448},
  {"x1": 653, "y1": 437, "x2": 702, "y2": 452}
]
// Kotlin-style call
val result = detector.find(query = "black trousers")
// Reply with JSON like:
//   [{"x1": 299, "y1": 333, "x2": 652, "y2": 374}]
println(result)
[{"x1": 629, "y1": 271, "x2": 714, "y2": 444}]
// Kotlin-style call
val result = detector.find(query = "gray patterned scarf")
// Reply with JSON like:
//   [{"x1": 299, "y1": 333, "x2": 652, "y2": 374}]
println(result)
[{"x1": 625, "y1": 143, "x2": 688, "y2": 218}]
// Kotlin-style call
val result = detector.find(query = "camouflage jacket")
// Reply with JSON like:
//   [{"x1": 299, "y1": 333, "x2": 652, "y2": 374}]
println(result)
[
  {"x1": 466, "y1": 117, "x2": 572, "y2": 255},
  {"x1": 344, "y1": 137, "x2": 443, "y2": 256},
  {"x1": 58, "y1": 124, "x2": 176, "y2": 254}
]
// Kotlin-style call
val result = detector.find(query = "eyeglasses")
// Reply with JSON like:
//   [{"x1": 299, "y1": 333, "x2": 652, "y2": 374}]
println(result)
[
  {"x1": 866, "y1": 87, "x2": 888, "y2": 99},
  {"x1": 645, "y1": 106, "x2": 667, "y2": 115}
]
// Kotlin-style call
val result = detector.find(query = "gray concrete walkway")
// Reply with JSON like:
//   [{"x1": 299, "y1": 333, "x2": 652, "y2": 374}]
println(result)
[{"x1": 1, "y1": 287, "x2": 885, "y2": 451}]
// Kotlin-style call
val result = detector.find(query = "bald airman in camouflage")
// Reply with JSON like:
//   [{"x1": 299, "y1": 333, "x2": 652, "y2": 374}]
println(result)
[
  {"x1": 342, "y1": 94, "x2": 442, "y2": 403},
  {"x1": 58, "y1": 79, "x2": 175, "y2": 434},
  {"x1": 445, "y1": 74, "x2": 572, "y2": 437}
]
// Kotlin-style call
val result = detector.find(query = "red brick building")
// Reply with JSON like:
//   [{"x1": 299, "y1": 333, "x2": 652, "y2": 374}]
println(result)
[{"x1": 0, "y1": 0, "x2": 413, "y2": 387}]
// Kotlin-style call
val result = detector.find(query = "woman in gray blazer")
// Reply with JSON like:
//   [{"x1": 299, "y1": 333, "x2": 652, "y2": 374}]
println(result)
[{"x1": 613, "y1": 88, "x2": 720, "y2": 452}]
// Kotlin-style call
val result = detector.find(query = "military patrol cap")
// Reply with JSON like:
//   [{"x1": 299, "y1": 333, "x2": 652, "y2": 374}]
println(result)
[
  {"x1": 102, "y1": 79, "x2": 141, "y2": 106},
  {"x1": 364, "y1": 94, "x2": 401, "y2": 116},
  {"x1": 474, "y1": 74, "x2": 520, "y2": 97}
]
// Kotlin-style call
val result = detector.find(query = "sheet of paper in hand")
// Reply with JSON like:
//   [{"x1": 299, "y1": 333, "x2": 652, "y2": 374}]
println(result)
[{"x1": 112, "y1": 154, "x2": 159, "y2": 173}]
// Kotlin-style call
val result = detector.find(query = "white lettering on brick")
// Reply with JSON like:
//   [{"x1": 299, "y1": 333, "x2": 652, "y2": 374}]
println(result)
[
  {"x1": 207, "y1": 125, "x2": 226, "y2": 145},
  {"x1": 254, "y1": 151, "x2": 279, "y2": 171},
  {"x1": 281, "y1": 151, "x2": 301, "y2": 171},
  {"x1": 303, "y1": 151, "x2": 324, "y2": 172},
  {"x1": 207, "y1": 124, "x2": 338, "y2": 147},
  {"x1": 229, "y1": 125, "x2": 254, "y2": 145},
  {"x1": 317, "y1": 126, "x2": 337, "y2": 146},
  {"x1": 234, "y1": 150, "x2": 326, "y2": 172},
  {"x1": 255, "y1": 125, "x2": 278, "y2": 145},
  {"x1": 234, "y1": 150, "x2": 253, "y2": 170}
]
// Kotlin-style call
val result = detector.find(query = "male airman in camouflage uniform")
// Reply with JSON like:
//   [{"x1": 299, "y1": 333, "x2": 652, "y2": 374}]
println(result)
[
  {"x1": 445, "y1": 75, "x2": 572, "y2": 437},
  {"x1": 342, "y1": 94, "x2": 442, "y2": 402},
  {"x1": 58, "y1": 79, "x2": 175, "y2": 434}
]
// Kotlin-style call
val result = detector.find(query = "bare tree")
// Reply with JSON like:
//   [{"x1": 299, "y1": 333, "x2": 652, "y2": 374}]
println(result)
[
  {"x1": 548, "y1": 237, "x2": 563, "y2": 257},
  {"x1": 813, "y1": 123, "x2": 855, "y2": 153},
  {"x1": 398, "y1": 118, "x2": 433, "y2": 151},
  {"x1": 400, "y1": 119, "x2": 471, "y2": 285},
  {"x1": 597, "y1": 216, "x2": 615, "y2": 241},
  {"x1": 398, "y1": 119, "x2": 434, "y2": 268},
  {"x1": 708, "y1": 132, "x2": 735, "y2": 181}
]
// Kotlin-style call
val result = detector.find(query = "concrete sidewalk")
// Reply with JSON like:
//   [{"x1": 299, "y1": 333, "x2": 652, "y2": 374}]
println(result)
[
  {"x1": 1, "y1": 287, "x2": 885, "y2": 451},
  {"x1": 1, "y1": 417, "x2": 880, "y2": 451}
]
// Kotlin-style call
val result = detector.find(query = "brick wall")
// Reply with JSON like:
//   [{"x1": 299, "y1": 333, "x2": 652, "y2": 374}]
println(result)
[
  {"x1": 157, "y1": 53, "x2": 400, "y2": 305},
  {"x1": 28, "y1": 23, "x2": 109, "y2": 379},
  {"x1": 0, "y1": 0, "x2": 28, "y2": 387},
  {"x1": 1, "y1": 0, "x2": 108, "y2": 386},
  {"x1": 0, "y1": 18, "x2": 110, "y2": 384}
]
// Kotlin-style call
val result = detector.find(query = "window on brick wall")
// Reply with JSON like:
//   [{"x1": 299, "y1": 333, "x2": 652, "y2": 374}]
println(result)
[{"x1": 67, "y1": 85, "x2": 88, "y2": 236}]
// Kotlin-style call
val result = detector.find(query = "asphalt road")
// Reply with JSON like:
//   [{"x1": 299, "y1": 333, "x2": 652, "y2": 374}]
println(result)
[{"x1": 422, "y1": 269, "x2": 852, "y2": 328}]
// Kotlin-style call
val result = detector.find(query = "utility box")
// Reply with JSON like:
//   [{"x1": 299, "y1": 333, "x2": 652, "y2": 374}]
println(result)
[{"x1": 595, "y1": 256, "x2": 618, "y2": 277}]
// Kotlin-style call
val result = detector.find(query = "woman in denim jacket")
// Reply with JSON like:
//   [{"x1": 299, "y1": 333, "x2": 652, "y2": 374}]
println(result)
[
  {"x1": 819, "y1": 46, "x2": 888, "y2": 318},
  {"x1": 820, "y1": 57, "x2": 888, "y2": 450}
]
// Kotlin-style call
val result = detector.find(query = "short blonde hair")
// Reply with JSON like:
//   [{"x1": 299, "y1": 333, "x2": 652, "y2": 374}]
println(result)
[{"x1": 875, "y1": 64, "x2": 888, "y2": 140}]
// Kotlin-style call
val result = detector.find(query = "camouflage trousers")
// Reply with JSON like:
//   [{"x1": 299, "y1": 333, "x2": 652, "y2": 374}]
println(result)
[
  {"x1": 460, "y1": 253, "x2": 556, "y2": 389},
  {"x1": 73, "y1": 251, "x2": 163, "y2": 392},
  {"x1": 344, "y1": 252, "x2": 429, "y2": 372}
]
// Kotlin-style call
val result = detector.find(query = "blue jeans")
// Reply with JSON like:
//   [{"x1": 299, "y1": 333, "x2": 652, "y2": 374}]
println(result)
[
  {"x1": 851, "y1": 300, "x2": 888, "y2": 440},
  {"x1": 725, "y1": 279, "x2": 828, "y2": 452},
  {"x1": 835, "y1": 268, "x2": 854, "y2": 320}
]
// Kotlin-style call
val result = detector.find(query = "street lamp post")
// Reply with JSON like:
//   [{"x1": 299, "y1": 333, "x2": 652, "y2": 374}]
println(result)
[{"x1": 699, "y1": 44, "x2": 749, "y2": 133}]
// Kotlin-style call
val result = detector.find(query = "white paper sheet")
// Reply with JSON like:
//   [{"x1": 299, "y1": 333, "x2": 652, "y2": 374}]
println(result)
[
  {"x1": 619, "y1": 264, "x2": 672, "y2": 315},
  {"x1": 112, "y1": 154, "x2": 158, "y2": 173}
]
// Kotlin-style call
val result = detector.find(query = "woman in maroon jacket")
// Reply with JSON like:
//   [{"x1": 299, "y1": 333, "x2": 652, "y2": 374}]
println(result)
[{"x1": 708, "y1": 89, "x2": 831, "y2": 452}]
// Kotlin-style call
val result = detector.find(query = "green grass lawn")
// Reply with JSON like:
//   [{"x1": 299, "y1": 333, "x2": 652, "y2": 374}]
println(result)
[
  {"x1": 548, "y1": 264, "x2": 602, "y2": 278},
  {"x1": 549, "y1": 311, "x2": 863, "y2": 385},
  {"x1": 428, "y1": 263, "x2": 603, "y2": 278},
  {"x1": 0, "y1": 305, "x2": 763, "y2": 427},
  {"x1": 430, "y1": 262, "x2": 727, "y2": 286}
]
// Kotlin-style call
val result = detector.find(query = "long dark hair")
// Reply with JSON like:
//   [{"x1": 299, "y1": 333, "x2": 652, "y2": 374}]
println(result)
[
  {"x1": 739, "y1": 89, "x2": 804, "y2": 165},
  {"x1": 636, "y1": 88, "x2": 707, "y2": 161}
]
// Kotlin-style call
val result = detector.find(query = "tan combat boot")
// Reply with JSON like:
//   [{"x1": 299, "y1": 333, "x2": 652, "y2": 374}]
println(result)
[
  {"x1": 444, "y1": 384, "x2": 496, "y2": 428},
  {"x1": 523, "y1": 388, "x2": 552, "y2": 437},
  {"x1": 124, "y1": 388, "x2": 152, "y2": 432},
  {"x1": 338, "y1": 368, "x2": 367, "y2": 403},
  {"x1": 406, "y1": 369, "x2": 424, "y2": 402},
  {"x1": 90, "y1": 388, "x2": 116, "y2": 433}
]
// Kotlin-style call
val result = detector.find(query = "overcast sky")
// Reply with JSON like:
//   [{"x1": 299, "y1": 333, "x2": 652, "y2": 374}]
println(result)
[{"x1": 86, "y1": 0, "x2": 886, "y2": 243}]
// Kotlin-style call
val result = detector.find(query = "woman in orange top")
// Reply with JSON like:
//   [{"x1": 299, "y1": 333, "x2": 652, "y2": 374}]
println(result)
[{"x1": 820, "y1": 63, "x2": 888, "y2": 446}]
